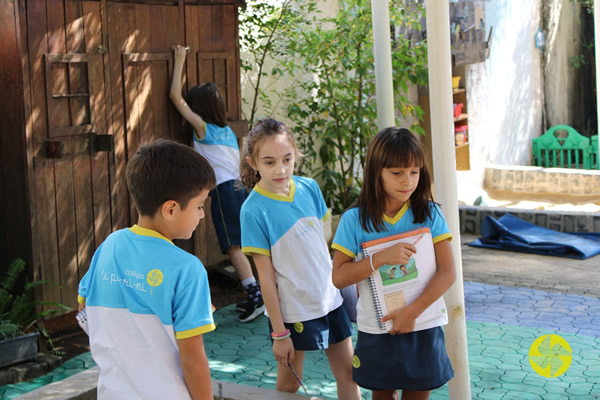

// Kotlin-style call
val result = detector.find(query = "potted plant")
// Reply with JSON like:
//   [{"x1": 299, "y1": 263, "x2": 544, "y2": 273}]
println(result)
[
  {"x1": 284, "y1": 0, "x2": 428, "y2": 214},
  {"x1": 0, "y1": 258, "x2": 71, "y2": 368}
]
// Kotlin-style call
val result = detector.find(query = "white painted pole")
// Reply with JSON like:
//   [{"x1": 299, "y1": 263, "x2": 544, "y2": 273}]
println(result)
[
  {"x1": 424, "y1": 1, "x2": 471, "y2": 399},
  {"x1": 595, "y1": 0, "x2": 600, "y2": 168},
  {"x1": 371, "y1": 0, "x2": 395, "y2": 129}
]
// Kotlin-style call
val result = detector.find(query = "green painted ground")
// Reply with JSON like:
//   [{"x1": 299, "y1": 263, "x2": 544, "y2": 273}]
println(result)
[{"x1": 1, "y1": 305, "x2": 599, "y2": 399}]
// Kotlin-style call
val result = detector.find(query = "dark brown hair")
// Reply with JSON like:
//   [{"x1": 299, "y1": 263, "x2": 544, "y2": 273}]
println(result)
[
  {"x1": 126, "y1": 139, "x2": 216, "y2": 216},
  {"x1": 184, "y1": 83, "x2": 227, "y2": 127},
  {"x1": 240, "y1": 118, "x2": 300, "y2": 190},
  {"x1": 356, "y1": 127, "x2": 435, "y2": 232}
]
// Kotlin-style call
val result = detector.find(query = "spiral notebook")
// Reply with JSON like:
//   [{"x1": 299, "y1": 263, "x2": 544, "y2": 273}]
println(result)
[{"x1": 358, "y1": 227, "x2": 448, "y2": 332}]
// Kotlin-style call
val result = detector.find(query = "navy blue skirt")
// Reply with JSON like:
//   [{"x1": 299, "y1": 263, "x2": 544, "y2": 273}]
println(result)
[
  {"x1": 268, "y1": 305, "x2": 353, "y2": 351},
  {"x1": 352, "y1": 327, "x2": 454, "y2": 391}
]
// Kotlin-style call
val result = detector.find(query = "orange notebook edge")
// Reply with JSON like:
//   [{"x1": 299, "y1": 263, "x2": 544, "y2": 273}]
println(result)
[{"x1": 360, "y1": 226, "x2": 431, "y2": 249}]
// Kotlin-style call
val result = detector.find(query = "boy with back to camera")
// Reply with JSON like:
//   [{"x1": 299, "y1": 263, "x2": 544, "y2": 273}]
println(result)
[{"x1": 77, "y1": 139, "x2": 216, "y2": 400}]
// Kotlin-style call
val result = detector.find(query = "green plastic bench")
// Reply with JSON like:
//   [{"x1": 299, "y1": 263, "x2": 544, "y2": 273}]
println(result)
[
  {"x1": 590, "y1": 135, "x2": 599, "y2": 169},
  {"x1": 532, "y1": 125, "x2": 591, "y2": 169}
]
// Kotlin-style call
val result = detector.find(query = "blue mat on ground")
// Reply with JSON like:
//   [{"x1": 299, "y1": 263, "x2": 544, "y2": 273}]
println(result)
[{"x1": 468, "y1": 214, "x2": 600, "y2": 259}]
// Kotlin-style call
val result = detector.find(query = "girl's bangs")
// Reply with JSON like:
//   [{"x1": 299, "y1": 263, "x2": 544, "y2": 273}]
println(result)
[{"x1": 382, "y1": 140, "x2": 424, "y2": 169}]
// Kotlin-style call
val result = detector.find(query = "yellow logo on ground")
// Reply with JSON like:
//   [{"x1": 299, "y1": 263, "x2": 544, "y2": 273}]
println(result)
[
  {"x1": 147, "y1": 269, "x2": 164, "y2": 294},
  {"x1": 529, "y1": 334, "x2": 572, "y2": 378},
  {"x1": 293, "y1": 322, "x2": 304, "y2": 333},
  {"x1": 352, "y1": 355, "x2": 360, "y2": 368}
]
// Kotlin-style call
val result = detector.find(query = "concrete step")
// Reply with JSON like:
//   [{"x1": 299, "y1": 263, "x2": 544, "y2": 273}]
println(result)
[
  {"x1": 484, "y1": 165, "x2": 600, "y2": 200},
  {"x1": 14, "y1": 366, "x2": 324, "y2": 400}
]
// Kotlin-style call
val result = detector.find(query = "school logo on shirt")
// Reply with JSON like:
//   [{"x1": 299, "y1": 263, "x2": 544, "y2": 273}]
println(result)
[
  {"x1": 293, "y1": 322, "x2": 304, "y2": 333},
  {"x1": 352, "y1": 355, "x2": 360, "y2": 368},
  {"x1": 294, "y1": 218, "x2": 319, "y2": 239},
  {"x1": 147, "y1": 269, "x2": 164, "y2": 294}
]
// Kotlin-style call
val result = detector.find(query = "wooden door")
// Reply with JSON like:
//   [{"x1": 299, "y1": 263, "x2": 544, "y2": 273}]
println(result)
[
  {"x1": 24, "y1": 1, "x2": 116, "y2": 307},
  {"x1": 105, "y1": 2, "x2": 241, "y2": 266},
  {"x1": 22, "y1": 0, "x2": 243, "y2": 307}
]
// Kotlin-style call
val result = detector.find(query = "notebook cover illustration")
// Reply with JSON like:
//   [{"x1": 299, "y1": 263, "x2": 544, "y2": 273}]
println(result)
[{"x1": 358, "y1": 227, "x2": 448, "y2": 332}]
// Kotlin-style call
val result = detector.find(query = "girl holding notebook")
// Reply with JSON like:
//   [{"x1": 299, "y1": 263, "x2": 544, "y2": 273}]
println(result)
[
  {"x1": 239, "y1": 118, "x2": 360, "y2": 399},
  {"x1": 331, "y1": 127, "x2": 456, "y2": 400}
]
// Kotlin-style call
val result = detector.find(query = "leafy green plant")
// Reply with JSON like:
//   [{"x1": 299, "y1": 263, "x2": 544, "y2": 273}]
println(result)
[
  {"x1": 284, "y1": 0, "x2": 428, "y2": 213},
  {"x1": 0, "y1": 258, "x2": 71, "y2": 344},
  {"x1": 238, "y1": 0, "x2": 319, "y2": 125}
]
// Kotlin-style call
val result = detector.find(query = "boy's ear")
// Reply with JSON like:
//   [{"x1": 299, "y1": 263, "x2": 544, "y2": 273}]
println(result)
[{"x1": 161, "y1": 200, "x2": 179, "y2": 220}]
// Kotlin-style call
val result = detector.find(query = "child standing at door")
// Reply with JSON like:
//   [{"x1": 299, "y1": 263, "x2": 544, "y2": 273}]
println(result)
[
  {"x1": 239, "y1": 118, "x2": 360, "y2": 399},
  {"x1": 331, "y1": 127, "x2": 456, "y2": 400},
  {"x1": 170, "y1": 45, "x2": 264, "y2": 322}
]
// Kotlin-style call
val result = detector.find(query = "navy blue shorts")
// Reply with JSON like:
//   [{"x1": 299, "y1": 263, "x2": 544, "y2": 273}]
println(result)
[
  {"x1": 210, "y1": 180, "x2": 247, "y2": 253},
  {"x1": 268, "y1": 305, "x2": 353, "y2": 351},
  {"x1": 352, "y1": 327, "x2": 454, "y2": 391}
]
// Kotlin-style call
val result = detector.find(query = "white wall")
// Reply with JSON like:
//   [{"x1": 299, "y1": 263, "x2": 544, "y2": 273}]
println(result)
[
  {"x1": 240, "y1": 1, "x2": 340, "y2": 126},
  {"x1": 544, "y1": 0, "x2": 582, "y2": 129},
  {"x1": 457, "y1": 0, "x2": 544, "y2": 197}
]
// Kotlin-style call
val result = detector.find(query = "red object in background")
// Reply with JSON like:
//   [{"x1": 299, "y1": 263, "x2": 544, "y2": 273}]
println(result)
[
  {"x1": 455, "y1": 124, "x2": 468, "y2": 145},
  {"x1": 453, "y1": 103, "x2": 464, "y2": 118}
]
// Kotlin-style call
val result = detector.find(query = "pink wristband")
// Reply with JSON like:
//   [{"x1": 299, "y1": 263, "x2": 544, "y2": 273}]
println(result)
[{"x1": 271, "y1": 328, "x2": 291, "y2": 339}]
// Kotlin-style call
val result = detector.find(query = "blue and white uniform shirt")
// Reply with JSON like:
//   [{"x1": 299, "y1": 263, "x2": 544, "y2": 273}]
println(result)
[
  {"x1": 241, "y1": 176, "x2": 342, "y2": 323},
  {"x1": 332, "y1": 202, "x2": 452, "y2": 334},
  {"x1": 193, "y1": 122, "x2": 240, "y2": 185},
  {"x1": 78, "y1": 226, "x2": 214, "y2": 399}
]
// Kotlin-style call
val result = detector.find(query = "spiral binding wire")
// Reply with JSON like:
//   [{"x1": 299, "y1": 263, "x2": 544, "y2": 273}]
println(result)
[{"x1": 363, "y1": 248, "x2": 387, "y2": 331}]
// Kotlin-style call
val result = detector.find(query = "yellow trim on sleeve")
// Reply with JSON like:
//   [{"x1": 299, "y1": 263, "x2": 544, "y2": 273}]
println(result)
[
  {"x1": 433, "y1": 233, "x2": 453, "y2": 244},
  {"x1": 242, "y1": 247, "x2": 271, "y2": 257},
  {"x1": 323, "y1": 209, "x2": 331, "y2": 222},
  {"x1": 176, "y1": 323, "x2": 216, "y2": 339},
  {"x1": 193, "y1": 122, "x2": 207, "y2": 142},
  {"x1": 331, "y1": 243, "x2": 356, "y2": 259},
  {"x1": 77, "y1": 295, "x2": 86, "y2": 305}
]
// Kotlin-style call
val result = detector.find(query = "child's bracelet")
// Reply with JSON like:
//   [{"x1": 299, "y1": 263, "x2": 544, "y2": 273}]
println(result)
[
  {"x1": 369, "y1": 254, "x2": 376, "y2": 273},
  {"x1": 271, "y1": 329, "x2": 291, "y2": 340}
]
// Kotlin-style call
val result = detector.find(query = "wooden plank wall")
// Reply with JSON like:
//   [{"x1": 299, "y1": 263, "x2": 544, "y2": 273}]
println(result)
[
  {"x1": 0, "y1": 0, "x2": 32, "y2": 275},
  {"x1": 24, "y1": 0, "x2": 62, "y2": 303},
  {"x1": 83, "y1": 1, "x2": 116, "y2": 247},
  {"x1": 21, "y1": 0, "x2": 116, "y2": 307},
  {"x1": 14, "y1": 0, "x2": 242, "y2": 306}
]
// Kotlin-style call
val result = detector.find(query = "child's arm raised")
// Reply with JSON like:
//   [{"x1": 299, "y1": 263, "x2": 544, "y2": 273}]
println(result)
[
  {"x1": 332, "y1": 242, "x2": 416, "y2": 289},
  {"x1": 178, "y1": 334, "x2": 213, "y2": 400},
  {"x1": 169, "y1": 45, "x2": 206, "y2": 140},
  {"x1": 381, "y1": 238, "x2": 456, "y2": 334},
  {"x1": 252, "y1": 253, "x2": 295, "y2": 366}
]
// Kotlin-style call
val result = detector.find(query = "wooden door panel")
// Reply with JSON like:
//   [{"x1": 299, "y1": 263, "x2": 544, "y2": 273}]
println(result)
[
  {"x1": 54, "y1": 136, "x2": 94, "y2": 305},
  {"x1": 83, "y1": 1, "x2": 115, "y2": 245},
  {"x1": 195, "y1": 52, "x2": 236, "y2": 120},
  {"x1": 27, "y1": 0, "x2": 60, "y2": 301},
  {"x1": 106, "y1": 2, "x2": 136, "y2": 230},
  {"x1": 23, "y1": 0, "x2": 114, "y2": 306},
  {"x1": 185, "y1": 4, "x2": 240, "y2": 120},
  {"x1": 121, "y1": 52, "x2": 174, "y2": 221}
]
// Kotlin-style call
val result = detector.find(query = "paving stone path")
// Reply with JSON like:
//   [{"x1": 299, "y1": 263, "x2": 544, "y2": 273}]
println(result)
[{"x1": 2, "y1": 243, "x2": 599, "y2": 399}]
